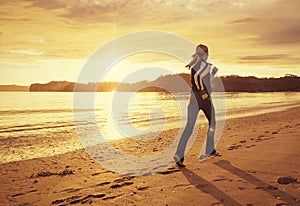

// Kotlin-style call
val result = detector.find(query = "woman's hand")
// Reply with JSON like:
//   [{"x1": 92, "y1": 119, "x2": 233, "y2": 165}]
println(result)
[
  {"x1": 185, "y1": 65, "x2": 191, "y2": 70},
  {"x1": 212, "y1": 67, "x2": 218, "y2": 75}
]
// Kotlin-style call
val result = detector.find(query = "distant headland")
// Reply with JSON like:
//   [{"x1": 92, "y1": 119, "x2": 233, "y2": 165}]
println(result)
[
  {"x1": 0, "y1": 85, "x2": 29, "y2": 92},
  {"x1": 1, "y1": 74, "x2": 299, "y2": 92}
]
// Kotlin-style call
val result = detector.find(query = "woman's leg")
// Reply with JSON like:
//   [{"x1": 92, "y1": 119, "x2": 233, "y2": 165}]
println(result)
[
  {"x1": 201, "y1": 98, "x2": 216, "y2": 155},
  {"x1": 175, "y1": 92, "x2": 200, "y2": 161}
]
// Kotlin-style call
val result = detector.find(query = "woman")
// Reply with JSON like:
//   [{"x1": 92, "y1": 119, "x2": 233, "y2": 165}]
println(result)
[{"x1": 174, "y1": 44, "x2": 219, "y2": 167}]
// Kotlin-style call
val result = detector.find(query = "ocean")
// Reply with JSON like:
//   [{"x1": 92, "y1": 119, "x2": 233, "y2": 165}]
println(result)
[{"x1": 0, "y1": 92, "x2": 299, "y2": 163}]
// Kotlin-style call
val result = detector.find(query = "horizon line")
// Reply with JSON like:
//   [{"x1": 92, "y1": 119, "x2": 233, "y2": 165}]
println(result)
[{"x1": 0, "y1": 73, "x2": 299, "y2": 87}]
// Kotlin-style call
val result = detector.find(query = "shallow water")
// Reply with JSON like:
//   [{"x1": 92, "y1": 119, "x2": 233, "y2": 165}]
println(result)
[{"x1": 0, "y1": 92, "x2": 299, "y2": 163}]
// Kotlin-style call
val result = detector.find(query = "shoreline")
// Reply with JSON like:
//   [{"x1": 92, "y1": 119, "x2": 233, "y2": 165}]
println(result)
[
  {"x1": 1, "y1": 104, "x2": 300, "y2": 165},
  {"x1": 1, "y1": 106, "x2": 299, "y2": 205}
]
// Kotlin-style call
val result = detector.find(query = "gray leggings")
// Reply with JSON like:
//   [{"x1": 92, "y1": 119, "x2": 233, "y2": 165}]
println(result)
[{"x1": 175, "y1": 91, "x2": 216, "y2": 160}]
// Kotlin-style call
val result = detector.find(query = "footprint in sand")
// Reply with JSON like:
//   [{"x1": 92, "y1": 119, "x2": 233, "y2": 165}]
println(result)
[
  {"x1": 102, "y1": 194, "x2": 123, "y2": 201},
  {"x1": 96, "y1": 181, "x2": 110, "y2": 187},
  {"x1": 136, "y1": 186, "x2": 149, "y2": 191},
  {"x1": 158, "y1": 168, "x2": 180, "y2": 175},
  {"x1": 52, "y1": 195, "x2": 82, "y2": 205},
  {"x1": 276, "y1": 203, "x2": 291, "y2": 206},
  {"x1": 11, "y1": 193, "x2": 25, "y2": 197},
  {"x1": 52, "y1": 194, "x2": 106, "y2": 205},
  {"x1": 61, "y1": 188, "x2": 83, "y2": 193},
  {"x1": 91, "y1": 172, "x2": 101, "y2": 176},
  {"x1": 213, "y1": 178, "x2": 233, "y2": 182},
  {"x1": 227, "y1": 144, "x2": 241, "y2": 150},
  {"x1": 114, "y1": 176, "x2": 134, "y2": 183},
  {"x1": 72, "y1": 194, "x2": 106, "y2": 204},
  {"x1": 110, "y1": 181, "x2": 134, "y2": 189},
  {"x1": 245, "y1": 144, "x2": 256, "y2": 148},
  {"x1": 30, "y1": 169, "x2": 75, "y2": 178},
  {"x1": 255, "y1": 185, "x2": 278, "y2": 191}
]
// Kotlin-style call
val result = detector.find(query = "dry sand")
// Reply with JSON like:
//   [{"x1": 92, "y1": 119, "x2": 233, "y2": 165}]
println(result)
[{"x1": 0, "y1": 107, "x2": 299, "y2": 206}]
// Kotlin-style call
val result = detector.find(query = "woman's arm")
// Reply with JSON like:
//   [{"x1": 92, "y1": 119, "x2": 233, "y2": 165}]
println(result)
[
  {"x1": 199, "y1": 66, "x2": 211, "y2": 90},
  {"x1": 211, "y1": 66, "x2": 218, "y2": 76}
]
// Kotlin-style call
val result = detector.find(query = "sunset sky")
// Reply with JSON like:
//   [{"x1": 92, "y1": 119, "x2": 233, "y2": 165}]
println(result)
[{"x1": 1, "y1": 0, "x2": 300, "y2": 85}]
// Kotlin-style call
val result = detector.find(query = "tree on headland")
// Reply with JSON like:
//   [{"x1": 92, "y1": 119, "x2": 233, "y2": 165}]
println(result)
[{"x1": 27, "y1": 74, "x2": 300, "y2": 92}]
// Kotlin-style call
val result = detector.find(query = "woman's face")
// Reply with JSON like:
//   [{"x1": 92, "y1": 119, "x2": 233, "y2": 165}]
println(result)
[{"x1": 196, "y1": 46, "x2": 203, "y2": 54}]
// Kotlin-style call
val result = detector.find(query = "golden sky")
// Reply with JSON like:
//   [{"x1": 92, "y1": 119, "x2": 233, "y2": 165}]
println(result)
[{"x1": 1, "y1": 0, "x2": 300, "y2": 85}]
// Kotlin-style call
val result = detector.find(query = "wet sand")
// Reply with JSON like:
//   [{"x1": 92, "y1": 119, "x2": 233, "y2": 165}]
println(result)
[{"x1": 0, "y1": 107, "x2": 299, "y2": 206}]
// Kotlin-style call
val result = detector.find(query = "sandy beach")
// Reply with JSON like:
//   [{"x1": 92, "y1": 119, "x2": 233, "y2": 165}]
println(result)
[{"x1": 0, "y1": 107, "x2": 299, "y2": 206}]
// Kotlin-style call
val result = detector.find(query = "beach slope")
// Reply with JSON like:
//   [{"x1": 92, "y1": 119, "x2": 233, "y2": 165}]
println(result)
[{"x1": 1, "y1": 107, "x2": 299, "y2": 206}]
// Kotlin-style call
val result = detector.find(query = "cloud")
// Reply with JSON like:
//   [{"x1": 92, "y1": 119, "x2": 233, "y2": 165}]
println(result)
[
  {"x1": 61, "y1": 0, "x2": 199, "y2": 25},
  {"x1": 22, "y1": 0, "x2": 192, "y2": 25},
  {"x1": 25, "y1": 0, "x2": 66, "y2": 10},
  {"x1": 1, "y1": 0, "x2": 299, "y2": 66},
  {"x1": 226, "y1": 0, "x2": 300, "y2": 46},
  {"x1": 0, "y1": 17, "x2": 31, "y2": 22},
  {"x1": 239, "y1": 54, "x2": 289, "y2": 61},
  {"x1": 23, "y1": 0, "x2": 278, "y2": 25},
  {"x1": 238, "y1": 54, "x2": 300, "y2": 66},
  {"x1": 227, "y1": 17, "x2": 258, "y2": 24},
  {"x1": 9, "y1": 49, "x2": 43, "y2": 56},
  {"x1": 256, "y1": 20, "x2": 300, "y2": 45},
  {"x1": 1, "y1": 0, "x2": 300, "y2": 83}
]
